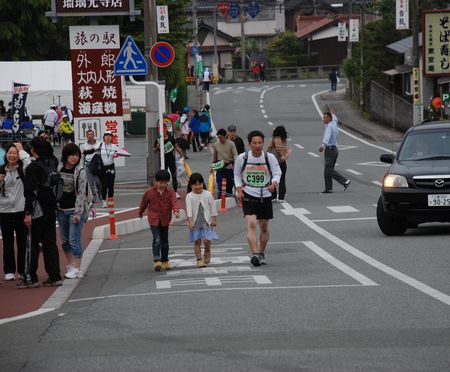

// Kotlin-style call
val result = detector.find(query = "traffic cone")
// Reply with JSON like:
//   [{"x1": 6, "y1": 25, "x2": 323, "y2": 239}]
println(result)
[{"x1": 107, "y1": 197, "x2": 119, "y2": 240}]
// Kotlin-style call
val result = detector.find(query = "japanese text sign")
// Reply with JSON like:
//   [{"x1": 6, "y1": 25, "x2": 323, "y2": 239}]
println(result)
[
  {"x1": 156, "y1": 5, "x2": 169, "y2": 34},
  {"x1": 56, "y1": 0, "x2": 130, "y2": 14},
  {"x1": 396, "y1": 0, "x2": 409, "y2": 30},
  {"x1": 423, "y1": 11, "x2": 450, "y2": 76},
  {"x1": 349, "y1": 19, "x2": 359, "y2": 42},
  {"x1": 338, "y1": 22, "x2": 346, "y2": 42}
]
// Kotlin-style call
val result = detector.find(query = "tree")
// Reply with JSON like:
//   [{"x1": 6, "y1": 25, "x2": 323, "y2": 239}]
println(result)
[{"x1": 266, "y1": 31, "x2": 310, "y2": 67}]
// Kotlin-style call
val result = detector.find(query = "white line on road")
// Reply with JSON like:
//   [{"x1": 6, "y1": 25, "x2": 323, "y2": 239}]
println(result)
[
  {"x1": 372, "y1": 181, "x2": 382, "y2": 186},
  {"x1": 281, "y1": 202, "x2": 450, "y2": 306},
  {"x1": 294, "y1": 144, "x2": 304, "y2": 149},
  {"x1": 260, "y1": 104, "x2": 264, "y2": 108},
  {"x1": 261, "y1": 109, "x2": 266, "y2": 114},
  {"x1": 303, "y1": 241, "x2": 377, "y2": 286},
  {"x1": 345, "y1": 169, "x2": 363, "y2": 175},
  {"x1": 263, "y1": 114, "x2": 268, "y2": 119},
  {"x1": 312, "y1": 217, "x2": 376, "y2": 222},
  {"x1": 308, "y1": 152, "x2": 320, "y2": 158},
  {"x1": 267, "y1": 121, "x2": 274, "y2": 126},
  {"x1": 327, "y1": 206, "x2": 360, "y2": 213}
]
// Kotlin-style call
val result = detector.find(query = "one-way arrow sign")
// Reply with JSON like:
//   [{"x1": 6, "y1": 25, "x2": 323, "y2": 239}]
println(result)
[{"x1": 114, "y1": 35, "x2": 148, "y2": 76}]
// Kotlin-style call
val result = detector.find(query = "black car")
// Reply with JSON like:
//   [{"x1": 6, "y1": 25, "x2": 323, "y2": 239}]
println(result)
[{"x1": 377, "y1": 121, "x2": 450, "y2": 235}]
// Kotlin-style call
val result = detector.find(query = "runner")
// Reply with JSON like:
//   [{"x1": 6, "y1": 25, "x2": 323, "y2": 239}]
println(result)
[{"x1": 234, "y1": 130, "x2": 281, "y2": 266}]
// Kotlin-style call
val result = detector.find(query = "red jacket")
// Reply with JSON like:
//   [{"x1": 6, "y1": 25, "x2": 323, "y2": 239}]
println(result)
[{"x1": 138, "y1": 186, "x2": 180, "y2": 227}]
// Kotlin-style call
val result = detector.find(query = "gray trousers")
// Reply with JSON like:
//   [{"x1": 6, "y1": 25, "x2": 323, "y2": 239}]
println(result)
[
  {"x1": 85, "y1": 166, "x2": 102, "y2": 202},
  {"x1": 324, "y1": 146, "x2": 347, "y2": 191}
]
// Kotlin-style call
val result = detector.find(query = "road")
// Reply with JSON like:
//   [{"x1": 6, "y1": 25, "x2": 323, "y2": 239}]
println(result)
[{"x1": 1, "y1": 80, "x2": 450, "y2": 371}]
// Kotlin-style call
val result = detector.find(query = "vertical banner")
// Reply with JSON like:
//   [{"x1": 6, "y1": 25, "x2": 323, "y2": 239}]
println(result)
[
  {"x1": 423, "y1": 11, "x2": 450, "y2": 76},
  {"x1": 412, "y1": 67, "x2": 420, "y2": 105},
  {"x1": 156, "y1": 5, "x2": 169, "y2": 34},
  {"x1": 11, "y1": 82, "x2": 30, "y2": 134},
  {"x1": 349, "y1": 19, "x2": 359, "y2": 42},
  {"x1": 338, "y1": 22, "x2": 346, "y2": 42},
  {"x1": 396, "y1": 0, "x2": 409, "y2": 30},
  {"x1": 69, "y1": 25, "x2": 125, "y2": 166}
]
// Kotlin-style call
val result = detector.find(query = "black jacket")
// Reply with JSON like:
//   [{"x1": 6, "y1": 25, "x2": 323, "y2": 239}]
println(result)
[{"x1": 230, "y1": 136, "x2": 245, "y2": 155}]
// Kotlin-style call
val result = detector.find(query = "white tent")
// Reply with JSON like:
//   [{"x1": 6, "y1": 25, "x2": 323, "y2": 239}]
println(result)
[{"x1": 0, "y1": 61, "x2": 73, "y2": 116}]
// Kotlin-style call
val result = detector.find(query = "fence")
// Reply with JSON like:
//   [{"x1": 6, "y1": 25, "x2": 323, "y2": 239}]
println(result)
[
  {"x1": 369, "y1": 81, "x2": 413, "y2": 132},
  {"x1": 229, "y1": 65, "x2": 343, "y2": 82}
]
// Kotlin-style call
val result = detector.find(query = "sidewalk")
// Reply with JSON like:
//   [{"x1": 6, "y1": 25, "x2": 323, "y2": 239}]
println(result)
[{"x1": 317, "y1": 89, "x2": 405, "y2": 143}]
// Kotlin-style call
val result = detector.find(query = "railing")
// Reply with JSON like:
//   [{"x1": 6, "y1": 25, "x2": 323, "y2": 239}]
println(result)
[
  {"x1": 228, "y1": 65, "x2": 344, "y2": 82},
  {"x1": 370, "y1": 81, "x2": 413, "y2": 133}
]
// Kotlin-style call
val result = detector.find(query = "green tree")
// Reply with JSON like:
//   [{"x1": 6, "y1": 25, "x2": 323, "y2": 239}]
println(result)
[{"x1": 266, "y1": 31, "x2": 309, "y2": 67}]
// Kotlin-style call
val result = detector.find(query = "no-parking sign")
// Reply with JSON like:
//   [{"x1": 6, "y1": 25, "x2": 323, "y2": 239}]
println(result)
[{"x1": 150, "y1": 41, "x2": 175, "y2": 68}]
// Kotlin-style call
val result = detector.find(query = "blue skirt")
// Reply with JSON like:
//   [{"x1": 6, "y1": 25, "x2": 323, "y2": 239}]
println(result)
[{"x1": 189, "y1": 227, "x2": 219, "y2": 242}]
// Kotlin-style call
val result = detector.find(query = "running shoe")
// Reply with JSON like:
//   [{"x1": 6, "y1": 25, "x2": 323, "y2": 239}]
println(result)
[
  {"x1": 259, "y1": 253, "x2": 266, "y2": 265},
  {"x1": 250, "y1": 255, "x2": 261, "y2": 267},
  {"x1": 4, "y1": 273, "x2": 15, "y2": 281},
  {"x1": 42, "y1": 278, "x2": 63, "y2": 287},
  {"x1": 16, "y1": 280, "x2": 40, "y2": 289}
]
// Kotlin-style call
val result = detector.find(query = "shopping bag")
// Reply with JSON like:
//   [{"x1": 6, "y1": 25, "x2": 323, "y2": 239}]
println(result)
[{"x1": 208, "y1": 173, "x2": 215, "y2": 193}]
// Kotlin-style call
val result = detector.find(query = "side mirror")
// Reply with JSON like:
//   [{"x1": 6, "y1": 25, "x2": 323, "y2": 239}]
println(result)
[{"x1": 380, "y1": 154, "x2": 394, "y2": 164}]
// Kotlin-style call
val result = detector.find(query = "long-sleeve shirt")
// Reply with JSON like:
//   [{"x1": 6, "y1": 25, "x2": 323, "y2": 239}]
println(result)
[
  {"x1": 80, "y1": 140, "x2": 101, "y2": 165},
  {"x1": 0, "y1": 150, "x2": 31, "y2": 213},
  {"x1": 212, "y1": 140, "x2": 237, "y2": 169},
  {"x1": 321, "y1": 116, "x2": 339, "y2": 147},
  {"x1": 100, "y1": 142, "x2": 119, "y2": 166},
  {"x1": 43, "y1": 109, "x2": 58, "y2": 127},
  {"x1": 234, "y1": 151, "x2": 282, "y2": 198},
  {"x1": 139, "y1": 186, "x2": 180, "y2": 227},
  {"x1": 185, "y1": 190, "x2": 217, "y2": 225}
]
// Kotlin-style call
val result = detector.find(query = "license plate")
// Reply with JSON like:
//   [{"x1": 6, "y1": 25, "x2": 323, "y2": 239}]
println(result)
[{"x1": 428, "y1": 194, "x2": 450, "y2": 207}]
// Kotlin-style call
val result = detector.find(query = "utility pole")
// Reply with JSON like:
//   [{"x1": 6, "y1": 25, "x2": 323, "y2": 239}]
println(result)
[
  {"x1": 359, "y1": 0, "x2": 365, "y2": 108},
  {"x1": 411, "y1": 0, "x2": 422, "y2": 124},
  {"x1": 347, "y1": 0, "x2": 353, "y2": 96},
  {"x1": 240, "y1": 0, "x2": 246, "y2": 77},
  {"x1": 144, "y1": 0, "x2": 159, "y2": 185},
  {"x1": 213, "y1": 7, "x2": 219, "y2": 67},
  {"x1": 193, "y1": 0, "x2": 198, "y2": 86}
]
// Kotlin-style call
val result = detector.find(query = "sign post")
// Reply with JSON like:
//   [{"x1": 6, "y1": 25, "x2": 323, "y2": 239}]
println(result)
[{"x1": 150, "y1": 41, "x2": 175, "y2": 68}]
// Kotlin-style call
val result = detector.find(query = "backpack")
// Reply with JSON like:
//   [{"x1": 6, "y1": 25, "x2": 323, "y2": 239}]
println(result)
[
  {"x1": 89, "y1": 143, "x2": 104, "y2": 176},
  {"x1": 241, "y1": 151, "x2": 272, "y2": 187},
  {"x1": 37, "y1": 159, "x2": 64, "y2": 202}
]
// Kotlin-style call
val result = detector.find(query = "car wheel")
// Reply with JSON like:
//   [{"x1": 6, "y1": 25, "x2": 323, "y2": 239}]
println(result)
[{"x1": 376, "y1": 197, "x2": 407, "y2": 236}]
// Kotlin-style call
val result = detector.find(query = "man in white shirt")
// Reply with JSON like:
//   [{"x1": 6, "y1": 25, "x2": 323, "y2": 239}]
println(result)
[
  {"x1": 80, "y1": 129, "x2": 102, "y2": 204},
  {"x1": 234, "y1": 130, "x2": 281, "y2": 266},
  {"x1": 43, "y1": 104, "x2": 58, "y2": 145},
  {"x1": 202, "y1": 67, "x2": 211, "y2": 92}
]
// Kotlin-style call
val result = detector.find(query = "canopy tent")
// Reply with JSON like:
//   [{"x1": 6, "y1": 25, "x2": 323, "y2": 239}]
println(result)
[{"x1": 0, "y1": 61, "x2": 73, "y2": 116}]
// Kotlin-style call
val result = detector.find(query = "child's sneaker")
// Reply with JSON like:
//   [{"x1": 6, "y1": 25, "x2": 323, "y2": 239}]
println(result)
[
  {"x1": 197, "y1": 258, "x2": 206, "y2": 268},
  {"x1": 153, "y1": 260, "x2": 162, "y2": 272},
  {"x1": 204, "y1": 249, "x2": 211, "y2": 264},
  {"x1": 161, "y1": 261, "x2": 172, "y2": 270}
]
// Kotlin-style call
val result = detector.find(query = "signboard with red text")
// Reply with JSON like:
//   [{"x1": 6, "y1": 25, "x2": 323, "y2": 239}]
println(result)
[{"x1": 69, "y1": 25, "x2": 125, "y2": 166}]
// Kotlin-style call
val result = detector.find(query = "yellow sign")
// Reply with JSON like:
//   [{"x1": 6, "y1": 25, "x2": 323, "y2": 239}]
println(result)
[{"x1": 423, "y1": 11, "x2": 450, "y2": 76}]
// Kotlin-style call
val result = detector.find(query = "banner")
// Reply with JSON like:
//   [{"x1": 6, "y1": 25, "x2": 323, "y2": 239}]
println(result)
[
  {"x1": 11, "y1": 82, "x2": 30, "y2": 133},
  {"x1": 396, "y1": 0, "x2": 409, "y2": 30},
  {"x1": 349, "y1": 19, "x2": 359, "y2": 42},
  {"x1": 423, "y1": 11, "x2": 450, "y2": 76},
  {"x1": 338, "y1": 22, "x2": 346, "y2": 42},
  {"x1": 156, "y1": 5, "x2": 169, "y2": 34}
]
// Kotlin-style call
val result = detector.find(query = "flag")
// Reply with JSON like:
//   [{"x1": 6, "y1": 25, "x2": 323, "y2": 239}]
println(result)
[{"x1": 11, "y1": 82, "x2": 30, "y2": 133}]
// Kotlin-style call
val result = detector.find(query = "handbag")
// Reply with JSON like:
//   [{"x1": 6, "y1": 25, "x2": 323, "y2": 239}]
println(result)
[{"x1": 89, "y1": 144, "x2": 104, "y2": 176}]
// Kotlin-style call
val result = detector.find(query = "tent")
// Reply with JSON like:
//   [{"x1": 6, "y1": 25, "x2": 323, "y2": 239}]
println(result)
[{"x1": 0, "y1": 61, "x2": 73, "y2": 116}]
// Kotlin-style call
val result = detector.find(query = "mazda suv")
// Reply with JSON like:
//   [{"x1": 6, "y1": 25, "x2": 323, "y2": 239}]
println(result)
[{"x1": 377, "y1": 121, "x2": 450, "y2": 235}]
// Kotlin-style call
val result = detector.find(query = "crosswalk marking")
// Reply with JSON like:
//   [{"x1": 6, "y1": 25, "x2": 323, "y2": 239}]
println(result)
[
  {"x1": 327, "y1": 206, "x2": 360, "y2": 213},
  {"x1": 156, "y1": 275, "x2": 272, "y2": 289},
  {"x1": 372, "y1": 180, "x2": 382, "y2": 186},
  {"x1": 294, "y1": 144, "x2": 304, "y2": 149},
  {"x1": 308, "y1": 152, "x2": 320, "y2": 158},
  {"x1": 345, "y1": 169, "x2": 362, "y2": 175},
  {"x1": 167, "y1": 266, "x2": 258, "y2": 277},
  {"x1": 171, "y1": 256, "x2": 251, "y2": 268}
]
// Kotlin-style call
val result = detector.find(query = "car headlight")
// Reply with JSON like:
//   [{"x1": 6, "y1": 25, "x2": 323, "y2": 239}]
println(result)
[{"x1": 383, "y1": 174, "x2": 409, "y2": 188}]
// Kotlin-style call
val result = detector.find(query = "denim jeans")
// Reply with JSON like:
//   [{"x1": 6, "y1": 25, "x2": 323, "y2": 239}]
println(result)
[
  {"x1": 216, "y1": 168, "x2": 234, "y2": 199},
  {"x1": 57, "y1": 209, "x2": 84, "y2": 258},
  {"x1": 150, "y1": 225, "x2": 169, "y2": 262}
]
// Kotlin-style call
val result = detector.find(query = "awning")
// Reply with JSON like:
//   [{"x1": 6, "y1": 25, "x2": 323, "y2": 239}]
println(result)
[{"x1": 383, "y1": 64, "x2": 412, "y2": 76}]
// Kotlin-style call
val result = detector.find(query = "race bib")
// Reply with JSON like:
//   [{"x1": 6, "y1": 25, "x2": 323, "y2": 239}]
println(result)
[
  {"x1": 211, "y1": 160, "x2": 225, "y2": 170},
  {"x1": 243, "y1": 165, "x2": 267, "y2": 187},
  {"x1": 164, "y1": 141, "x2": 174, "y2": 154}
]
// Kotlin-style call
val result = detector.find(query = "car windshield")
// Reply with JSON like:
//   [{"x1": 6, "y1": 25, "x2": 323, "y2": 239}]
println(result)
[{"x1": 398, "y1": 130, "x2": 450, "y2": 161}]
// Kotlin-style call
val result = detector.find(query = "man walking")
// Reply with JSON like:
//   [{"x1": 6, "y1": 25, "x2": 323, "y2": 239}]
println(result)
[
  {"x1": 329, "y1": 69, "x2": 338, "y2": 92},
  {"x1": 211, "y1": 129, "x2": 238, "y2": 199},
  {"x1": 227, "y1": 125, "x2": 245, "y2": 155},
  {"x1": 43, "y1": 104, "x2": 58, "y2": 145},
  {"x1": 80, "y1": 129, "x2": 102, "y2": 204},
  {"x1": 234, "y1": 130, "x2": 281, "y2": 266},
  {"x1": 319, "y1": 112, "x2": 350, "y2": 193}
]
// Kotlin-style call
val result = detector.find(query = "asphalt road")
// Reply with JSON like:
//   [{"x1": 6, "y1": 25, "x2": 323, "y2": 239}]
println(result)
[{"x1": 1, "y1": 80, "x2": 450, "y2": 371}]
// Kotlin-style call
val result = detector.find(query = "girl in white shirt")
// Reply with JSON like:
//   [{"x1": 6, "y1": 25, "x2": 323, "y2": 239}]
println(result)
[
  {"x1": 99, "y1": 131, "x2": 119, "y2": 207},
  {"x1": 185, "y1": 173, "x2": 218, "y2": 268}
]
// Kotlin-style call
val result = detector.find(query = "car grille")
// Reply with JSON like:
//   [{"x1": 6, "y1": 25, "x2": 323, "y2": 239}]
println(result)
[{"x1": 413, "y1": 176, "x2": 450, "y2": 190}]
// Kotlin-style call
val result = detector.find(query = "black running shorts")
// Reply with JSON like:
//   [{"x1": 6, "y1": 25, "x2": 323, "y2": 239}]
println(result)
[{"x1": 242, "y1": 192, "x2": 273, "y2": 220}]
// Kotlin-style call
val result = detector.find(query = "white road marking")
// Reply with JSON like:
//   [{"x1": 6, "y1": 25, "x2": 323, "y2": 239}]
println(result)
[
  {"x1": 357, "y1": 161, "x2": 390, "y2": 167},
  {"x1": 167, "y1": 266, "x2": 258, "y2": 276},
  {"x1": 282, "y1": 207, "x2": 311, "y2": 215},
  {"x1": 0, "y1": 308, "x2": 55, "y2": 325},
  {"x1": 312, "y1": 217, "x2": 376, "y2": 222},
  {"x1": 260, "y1": 104, "x2": 264, "y2": 108},
  {"x1": 303, "y1": 241, "x2": 377, "y2": 286},
  {"x1": 261, "y1": 109, "x2": 266, "y2": 114},
  {"x1": 260, "y1": 99, "x2": 263, "y2": 103},
  {"x1": 372, "y1": 204, "x2": 377, "y2": 207},
  {"x1": 327, "y1": 206, "x2": 360, "y2": 213},
  {"x1": 69, "y1": 284, "x2": 369, "y2": 303},
  {"x1": 294, "y1": 144, "x2": 304, "y2": 149},
  {"x1": 267, "y1": 121, "x2": 274, "y2": 126},
  {"x1": 308, "y1": 152, "x2": 320, "y2": 158},
  {"x1": 372, "y1": 181, "x2": 382, "y2": 186},
  {"x1": 345, "y1": 169, "x2": 362, "y2": 175},
  {"x1": 337, "y1": 145, "x2": 358, "y2": 150},
  {"x1": 156, "y1": 275, "x2": 271, "y2": 289},
  {"x1": 311, "y1": 90, "x2": 395, "y2": 153},
  {"x1": 281, "y1": 201, "x2": 450, "y2": 306},
  {"x1": 238, "y1": 86, "x2": 245, "y2": 89},
  {"x1": 263, "y1": 114, "x2": 268, "y2": 119},
  {"x1": 299, "y1": 84, "x2": 307, "y2": 87},
  {"x1": 172, "y1": 256, "x2": 251, "y2": 268},
  {"x1": 287, "y1": 84, "x2": 295, "y2": 88}
]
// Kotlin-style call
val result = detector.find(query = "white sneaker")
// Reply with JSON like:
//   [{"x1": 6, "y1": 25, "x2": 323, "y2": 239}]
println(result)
[
  {"x1": 64, "y1": 267, "x2": 80, "y2": 279},
  {"x1": 176, "y1": 192, "x2": 181, "y2": 199},
  {"x1": 102, "y1": 200, "x2": 108, "y2": 208},
  {"x1": 4, "y1": 273, "x2": 15, "y2": 281}
]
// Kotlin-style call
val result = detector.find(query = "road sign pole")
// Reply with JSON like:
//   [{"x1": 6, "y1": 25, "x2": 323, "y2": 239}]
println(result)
[{"x1": 129, "y1": 76, "x2": 165, "y2": 170}]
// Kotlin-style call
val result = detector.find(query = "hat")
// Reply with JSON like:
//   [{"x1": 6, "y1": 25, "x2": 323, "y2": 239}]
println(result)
[
  {"x1": 182, "y1": 106, "x2": 190, "y2": 114},
  {"x1": 50, "y1": 104, "x2": 56, "y2": 108},
  {"x1": 62, "y1": 114, "x2": 68, "y2": 119},
  {"x1": 103, "y1": 131, "x2": 113, "y2": 136},
  {"x1": 227, "y1": 125, "x2": 237, "y2": 131}
]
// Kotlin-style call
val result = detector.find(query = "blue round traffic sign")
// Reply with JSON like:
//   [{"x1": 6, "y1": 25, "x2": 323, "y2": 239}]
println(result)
[{"x1": 150, "y1": 42, "x2": 175, "y2": 68}]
